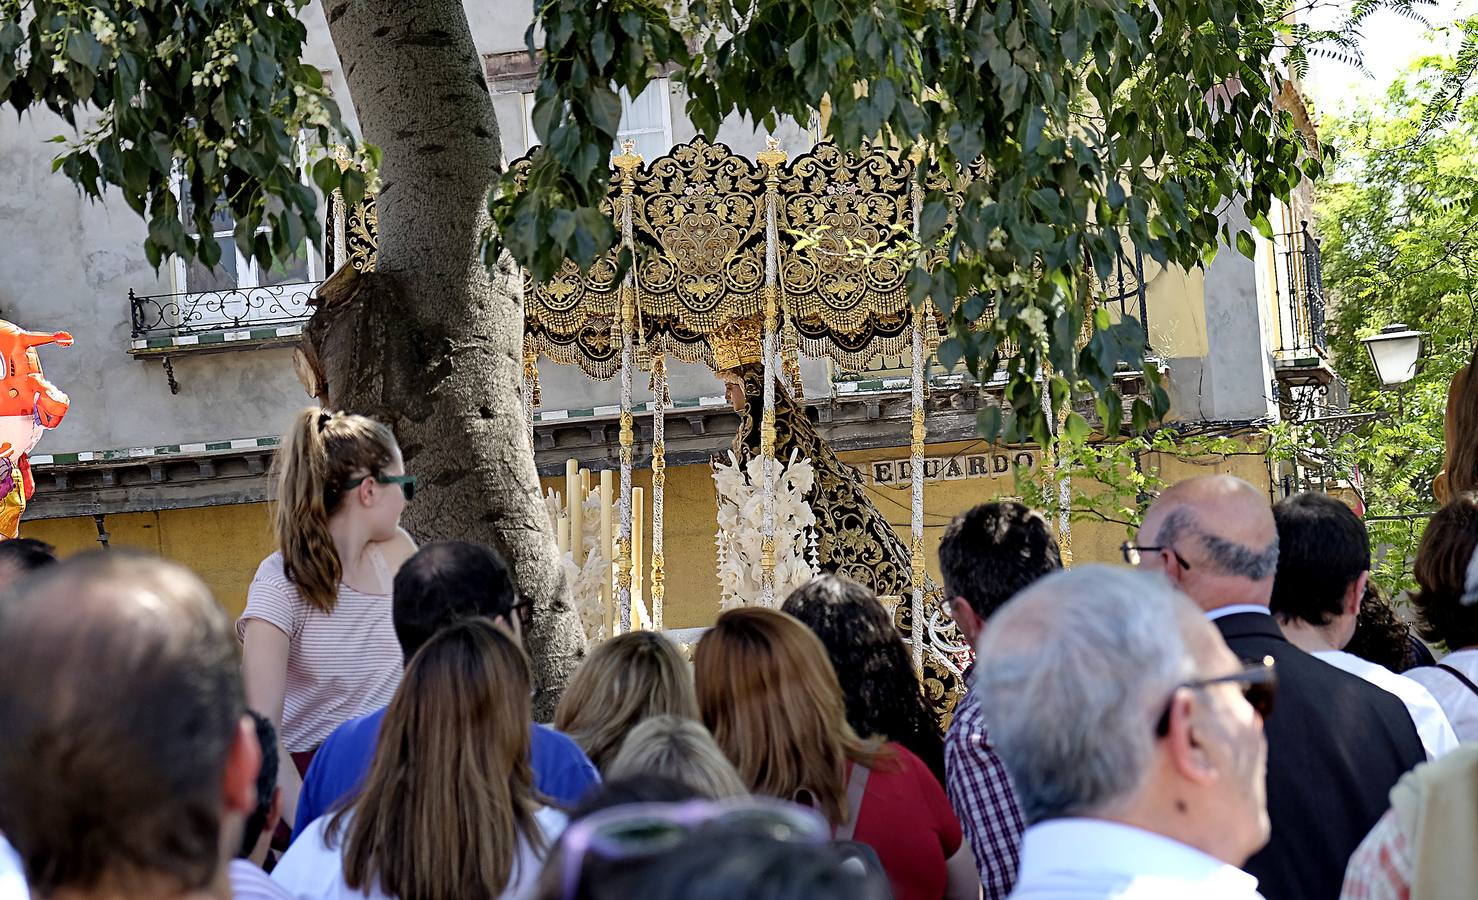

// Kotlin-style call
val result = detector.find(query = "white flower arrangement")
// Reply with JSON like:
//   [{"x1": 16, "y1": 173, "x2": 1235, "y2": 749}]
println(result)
[{"x1": 713, "y1": 448, "x2": 820, "y2": 608}]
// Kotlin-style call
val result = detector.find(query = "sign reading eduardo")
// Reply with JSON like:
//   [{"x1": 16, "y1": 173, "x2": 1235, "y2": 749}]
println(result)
[{"x1": 867, "y1": 450, "x2": 1039, "y2": 485}]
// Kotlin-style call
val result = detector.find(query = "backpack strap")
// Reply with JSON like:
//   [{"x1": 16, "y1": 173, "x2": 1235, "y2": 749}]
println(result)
[
  {"x1": 1438, "y1": 663, "x2": 1478, "y2": 698},
  {"x1": 833, "y1": 762, "x2": 871, "y2": 843}
]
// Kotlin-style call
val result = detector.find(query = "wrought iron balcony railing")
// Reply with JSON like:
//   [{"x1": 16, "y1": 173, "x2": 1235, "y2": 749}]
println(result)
[
  {"x1": 1274, "y1": 222, "x2": 1326, "y2": 359},
  {"x1": 129, "y1": 281, "x2": 319, "y2": 340},
  {"x1": 1100, "y1": 245, "x2": 1150, "y2": 340}
]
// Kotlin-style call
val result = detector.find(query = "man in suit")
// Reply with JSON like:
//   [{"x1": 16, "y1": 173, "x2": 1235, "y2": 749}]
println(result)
[{"x1": 1130, "y1": 475, "x2": 1425, "y2": 900}]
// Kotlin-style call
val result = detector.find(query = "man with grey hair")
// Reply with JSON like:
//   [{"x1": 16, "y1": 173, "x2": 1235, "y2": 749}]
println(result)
[
  {"x1": 977, "y1": 565, "x2": 1272, "y2": 898},
  {"x1": 1131, "y1": 475, "x2": 1423, "y2": 900},
  {"x1": 0, "y1": 552, "x2": 262, "y2": 900}
]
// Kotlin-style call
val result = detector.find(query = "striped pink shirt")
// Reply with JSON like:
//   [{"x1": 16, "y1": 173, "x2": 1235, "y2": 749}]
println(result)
[{"x1": 237, "y1": 552, "x2": 402, "y2": 752}]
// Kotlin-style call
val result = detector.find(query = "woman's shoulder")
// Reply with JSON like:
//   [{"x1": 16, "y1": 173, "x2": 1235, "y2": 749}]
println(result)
[
  {"x1": 533, "y1": 804, "x2": 570, "y2": 843},
  {"x1": 250, "y1": 551, "x2": 291, "y2": 585}
]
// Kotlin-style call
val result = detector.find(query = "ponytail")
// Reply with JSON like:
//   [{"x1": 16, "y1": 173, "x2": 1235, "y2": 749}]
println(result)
[{"x1": 273, "y1": 407, "x2": 398, "y2": 614}]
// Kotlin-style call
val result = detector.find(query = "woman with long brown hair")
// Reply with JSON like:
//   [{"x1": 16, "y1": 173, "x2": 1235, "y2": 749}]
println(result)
[
  {"x1": 239, "y1": 407, "x2": 417, "y2": 825},
  {"x1": 1405, "y1": 492, "x2": 1478, "y2": 741},
  {"x1": 695, "y1": 607, "x2": 977, "y2": 900},
  {"x1": 271, "y1": 617, "x2": 564, "y2": 899},
  {"x1": 553, "y1": 630, "x2": 699, "y2": 773}
]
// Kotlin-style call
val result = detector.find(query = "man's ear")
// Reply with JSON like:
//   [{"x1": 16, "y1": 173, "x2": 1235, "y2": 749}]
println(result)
[
  {"x1": 222, "y1": 715, "x2": 261, "y2": 817},
  {"x1": 1346, "y1": 571, "x2": 1370, "y2": 619},
  {"x1": 1166, "y1": 691, "x2": 1218, "y2": 788}
]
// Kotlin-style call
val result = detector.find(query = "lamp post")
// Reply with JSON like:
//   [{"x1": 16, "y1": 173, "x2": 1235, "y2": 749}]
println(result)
[{"x1": 1361, "y1": 323, "x2": 1426, "y2": 414}]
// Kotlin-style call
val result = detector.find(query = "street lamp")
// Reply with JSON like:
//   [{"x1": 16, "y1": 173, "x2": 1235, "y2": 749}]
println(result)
[{"x1": 1361, "y1": 323, "x2": 1426, "y2": 388}]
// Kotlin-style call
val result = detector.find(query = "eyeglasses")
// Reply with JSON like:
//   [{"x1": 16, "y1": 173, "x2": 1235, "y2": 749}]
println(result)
[
  {"x1": 556, "y1": 799, "x2": 829, "y2": 900},
  {"x1": 343, "y1": 473, "x2": 417, "y2": 502},
  {"x1": 1121, "y1": 541, "x2": 1191, "y2": 570},
  {"x1": 509, "y1": 595, "x2": 534, "y2": 632},
  {"x1": 1154, "y1": 656, "x2": 1277, "y2": 737}
]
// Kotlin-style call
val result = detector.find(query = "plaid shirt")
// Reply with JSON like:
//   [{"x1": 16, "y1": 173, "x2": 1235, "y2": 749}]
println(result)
[
  {"x1": 945, "y1": 668, "x2": 1025, "y2": 900},
  {"x1": 1341, "y1": 809, "x2": 1410, "y2": 900}
]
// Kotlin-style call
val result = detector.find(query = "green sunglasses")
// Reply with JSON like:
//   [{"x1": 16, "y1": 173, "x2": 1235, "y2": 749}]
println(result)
[{"x1": 343, "y1": 473, "x2": 418, "y2": 502}]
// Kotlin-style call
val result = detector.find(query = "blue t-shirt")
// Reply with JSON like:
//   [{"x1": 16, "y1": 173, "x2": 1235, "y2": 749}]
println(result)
[{"x1": 293, "y1": 706, "x2": 599, "y2": 838}]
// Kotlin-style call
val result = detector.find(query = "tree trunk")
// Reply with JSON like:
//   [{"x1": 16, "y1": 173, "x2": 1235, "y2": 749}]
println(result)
[{"x1": 315, "y1": 0, "x2": 582, "y2": 719}]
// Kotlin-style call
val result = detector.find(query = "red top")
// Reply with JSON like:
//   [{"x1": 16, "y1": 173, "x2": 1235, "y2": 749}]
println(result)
[{"x1": 850, "y1": 742, "x2": 964, "y2": 900}]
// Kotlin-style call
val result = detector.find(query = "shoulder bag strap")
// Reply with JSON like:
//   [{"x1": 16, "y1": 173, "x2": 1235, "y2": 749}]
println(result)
[
  {"x1": 1438, "y1": 663, "x2": 1478, "y2": 698},
  {"x1": 833, "y1": 762, "x2": 871, "y2": 843}
]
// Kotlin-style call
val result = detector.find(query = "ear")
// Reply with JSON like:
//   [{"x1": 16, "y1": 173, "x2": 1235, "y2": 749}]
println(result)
[
  {"x1": 1166, "y1": 691, "x2": 1218, "y2": 788},
  {"x1": 266, "y1": 786, "x2": 283, "y2": 839},
  {"x1": 1346, "y1": 571, "x2": 1370, "y2": 619},
  {"x1": 954, "y1": 598, "x2": 985, "y2": 648},
  {"x1": 222, "y1": 715, "x2": 261, "y2": 817}
]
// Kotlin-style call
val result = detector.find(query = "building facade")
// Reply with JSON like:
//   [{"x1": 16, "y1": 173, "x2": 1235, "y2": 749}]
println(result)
[{"x1": 0, "y1": 3, "x2": 1330, "y2": 625}]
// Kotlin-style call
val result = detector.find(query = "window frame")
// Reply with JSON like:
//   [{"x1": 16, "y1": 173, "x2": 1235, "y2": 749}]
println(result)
[
  {"x1": 170, "y1": 142, "x2": 320, "y2": 297},
  {"x1": 521, "y1": 77, "x2": 673, "y2": 159}
]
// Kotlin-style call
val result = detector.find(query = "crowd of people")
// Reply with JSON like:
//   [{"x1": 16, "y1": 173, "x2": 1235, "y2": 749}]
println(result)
[{"x1": 1, "y1": 406, "x2": 1477, "y2": 899}]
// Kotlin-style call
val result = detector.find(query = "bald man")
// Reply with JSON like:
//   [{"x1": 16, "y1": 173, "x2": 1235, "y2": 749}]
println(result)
[
  {"x1": 0, "y1": 552, "x2": 260, "y2": 900},
  {"x1": 1131, "y1": 476, "x2": 1424, "y2": 900}
]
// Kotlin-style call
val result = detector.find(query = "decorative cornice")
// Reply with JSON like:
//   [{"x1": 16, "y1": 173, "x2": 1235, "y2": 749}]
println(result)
[{"x1": 26, "y1": 372, "x2": 1152, "y2": 519}]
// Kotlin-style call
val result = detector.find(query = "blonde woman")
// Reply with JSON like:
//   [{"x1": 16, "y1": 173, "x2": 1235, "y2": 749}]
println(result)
[
  {"x1": 695, "y1": 608, "x2": 978, "y2": 900},
  {"x1": 608, "y1": 714, "x2": 748, "y2": 799},
  {"x1": 272, "y1": 617, "x2": 565, "y2": 899},
  {"x1": 553, "y1": 631, "x2": 699, "y2": 773},
  {"x1": 239, "y1": 408, "x2": 417, "y2": 825}
]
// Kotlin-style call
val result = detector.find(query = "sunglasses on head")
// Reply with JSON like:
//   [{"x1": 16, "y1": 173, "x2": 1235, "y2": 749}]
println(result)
[
  {"x1": 342, "y1": 472, "x2": 417, "y2": 502},
  {"x1": 1155, "y1": 655, "x2": 1276, "y2": 737},
  {"x1": 556, "y1": 799, "x2": 830, "y2": 900}
]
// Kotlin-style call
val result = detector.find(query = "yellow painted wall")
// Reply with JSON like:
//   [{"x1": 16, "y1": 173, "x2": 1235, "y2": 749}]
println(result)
[
  {"x1": 21, "y1": 503, "x2": 275, "y2": 617},
  {"x1": 23, "y1": 438, "x2": 1272, "y2": 629}
]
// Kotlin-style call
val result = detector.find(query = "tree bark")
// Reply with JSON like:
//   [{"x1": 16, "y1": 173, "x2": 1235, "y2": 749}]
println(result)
[{"x1": 316, "y1": 0, "x2": 582, "y2": 718}]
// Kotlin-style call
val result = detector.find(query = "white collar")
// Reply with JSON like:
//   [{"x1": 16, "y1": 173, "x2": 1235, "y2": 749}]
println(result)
[
  {"x1": 1205, "y1": 604, "x2": 1272, "y2": 622},
  {"x1": 1015, "y1": 818, "x2": 1261, "y2": 897}
]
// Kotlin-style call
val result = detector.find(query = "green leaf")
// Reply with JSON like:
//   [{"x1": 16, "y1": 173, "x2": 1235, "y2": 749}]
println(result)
[
  {"x1": 1235, "y1": 230, "x2": 1256, "y2": 260},
  {"x1": 340, "y1": 168, "x2": 366, "y2": 211},
  {"x1": 919, "y1": 199, "x2": 950, "y2": 244},
  {"x1": 977, "y1": 405, "x2": 1004, "y2": 441},
  {"x1": 1063, "y1": 411, "x2": 1091, "y2": 444}
]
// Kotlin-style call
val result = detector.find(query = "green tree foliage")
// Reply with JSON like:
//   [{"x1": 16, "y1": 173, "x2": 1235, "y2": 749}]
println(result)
[
  {"x1": 496, "y1": 0, "x2": 1325, "y2": 447},
  {"x1": 1309, "y1": 45, "x2": 1478, "y2": 592},
  {"x1": 0, "y1": 0, "x2": 360, "y2": 272}
]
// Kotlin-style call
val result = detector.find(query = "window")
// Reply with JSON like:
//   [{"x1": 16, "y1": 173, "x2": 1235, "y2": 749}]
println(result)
[
  {"x1": 522, "y1": 78, "x2": 673, "y2": 161},
  {"x1": 172, "y1": 149, "x2": 319, "y2": 298}
]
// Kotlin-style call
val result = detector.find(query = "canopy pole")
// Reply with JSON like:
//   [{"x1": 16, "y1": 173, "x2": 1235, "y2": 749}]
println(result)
[
  {"x1": 614, "y1": 141, "x2": 642, "y2": 629},
  {"x1": 909, "y1": 181, "x2": 927, "y2": 673},
  {"x1": 757, "y1": 137, "x2": 787, "y2": 606},
  {"x1": 650, "y1": 353, "x2": 667, "y2": 630}
]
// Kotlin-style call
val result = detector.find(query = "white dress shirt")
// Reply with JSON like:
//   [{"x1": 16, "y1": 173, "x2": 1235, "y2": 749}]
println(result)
[
  {"x1": 1205, "y1": 605, "x2": 1273, "y2": 622},
  {"x1": 1407, "y1": 648, "x2": 1478, "y2": 743},
  {"x1": 1312, "y1": 650, "x2": 1459, "y2": 759},
  {"x1": 0, "y1": 835, "x2": 25, "y2": 900},
  {"x1": 1009, "y1": 818, "x2": 1264, "y2": 899},
  {"x1": 273, "y1": 807, "x2": 567, "y2": 900}
]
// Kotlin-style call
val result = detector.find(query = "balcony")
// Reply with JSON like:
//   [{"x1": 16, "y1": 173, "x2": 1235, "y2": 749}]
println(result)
[
  {"x1": 1270, "y1": 222, "x2": 1338, "y2": 423},
  {"x1": 1272, "y1": 222, "x2": 1327, "y2": 364},
  {"x1": 128, "y1": 281, "x2": 318, "y2": 357}
]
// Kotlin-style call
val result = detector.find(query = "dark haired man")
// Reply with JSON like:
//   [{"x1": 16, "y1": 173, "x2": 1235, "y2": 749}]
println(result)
[
  {"x1": 293, "y1": 540, "x2": 598, "y2": 836},
  {"x1": 0, "y1": 537, "x2": 56, "y2": 585},
  {"x1": 1272, "y1": 491, "x2": 1456, "y2": 759},
  {"x1": 936, "y1": 501, "x2": 1063, "y2": 899},
  {"x1": 229, "y1": 712, "x2": 292, "y2": 899},
  {"x1": 0, "y1": 552, "x2": 260, "y2": 900},
  {"x1": 1134, "y1": 475, "x2": 1425, "y2": 899}
]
